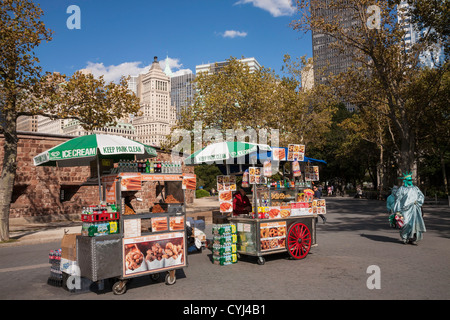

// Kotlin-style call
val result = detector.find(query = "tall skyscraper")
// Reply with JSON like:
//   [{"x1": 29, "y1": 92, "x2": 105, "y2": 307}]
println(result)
[
  {"x1": 170, "y1": 72, "x2": 195, "y2": 120},
  {"x1": 397, "y1": 0, "x2": 445, "y2": 68},
  {"x1": 311, "y1": 1, "x2": 358, "y2": 86},
  {"x1": 132, "y1": 56, "x2": 176, "y2": 147}
]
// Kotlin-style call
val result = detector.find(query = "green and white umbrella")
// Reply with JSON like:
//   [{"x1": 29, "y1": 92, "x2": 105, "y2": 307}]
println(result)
[
  {"x1": 33, "y1": 134, "x2": 157, "y2": 202},
  {"x1": 33, "y1": 134, "x2": 157, "y2": 167},
  {"x1": 185, "y1": 141, "x2": 271, "y2": 165}
]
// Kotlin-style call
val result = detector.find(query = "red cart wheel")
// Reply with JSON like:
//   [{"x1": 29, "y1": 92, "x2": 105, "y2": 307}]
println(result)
[{"x1": 287, "y1": 222, "x2": 311, "y2": 259}]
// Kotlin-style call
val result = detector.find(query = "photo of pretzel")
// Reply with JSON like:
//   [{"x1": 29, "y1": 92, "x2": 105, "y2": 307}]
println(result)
[
  {"x1": 269, "y1": 228, "x2": 278, "y2": 237},
  {"x1": 125, "y1": 244, "x2": 144, "y2": 271},
  {"x1": 280, "y1": 209, "x2": 290, "y2": 218},
  {"x1": 260, "y1": 228, "x2": 269, "y2": 239}
]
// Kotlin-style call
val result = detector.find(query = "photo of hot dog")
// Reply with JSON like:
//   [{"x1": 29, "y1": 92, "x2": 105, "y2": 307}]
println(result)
[{"x1": 151, "y1": 217, "x2": 168, "y2": 232}]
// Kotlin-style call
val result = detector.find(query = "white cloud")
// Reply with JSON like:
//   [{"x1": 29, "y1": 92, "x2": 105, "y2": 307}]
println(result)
[
  {"x1": 235, "y1": 0, "x2": 296, "y2": 17},
  {"x1": 80, "y1": 57, "x2": 192, "y2": 82},
  {"x1": 82, "y1": 61, "x2": 150, "y2": 83},
  {"x1": 222, "y1": 30, "x2": 248, "y2": 38},
  {"x1": 172, "y1": 69, "x2": 194, "y2": 77}
]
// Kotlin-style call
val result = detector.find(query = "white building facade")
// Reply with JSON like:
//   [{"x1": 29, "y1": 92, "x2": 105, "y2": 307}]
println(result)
[
  {"x1": 195, "y1": 57, "x2": 261, "y2": 75},
  {"x1": 132, "y1": 56, "x2": 176, "y2": 147}
]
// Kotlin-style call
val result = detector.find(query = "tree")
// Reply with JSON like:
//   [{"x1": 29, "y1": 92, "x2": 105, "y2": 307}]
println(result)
[
  {"x1": 415, "y1": 67, "x2": 450, "y2": 204},
  {"x1": 290, "y1": 0, "x2": 448, "y2": 178},
  {"x1": 172, "y1": 57, "x2": 334, "y2": 150},
  {"x1": 0, "y1": 0, "x2": 140, "y2": 241},
  {"x1": 405, "y1": 0, "x2": 449, "y2": 57}
]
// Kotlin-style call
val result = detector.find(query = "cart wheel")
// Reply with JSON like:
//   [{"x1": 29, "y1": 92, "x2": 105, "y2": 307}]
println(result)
[
  {"x1": 257, "y1": 256, "x2": 265, "y2": 265},
  {"x1": 165, "y1": 272, "x2": 176, "y2": 285},
  {"x1": 150, "y1": 273, "x2": 160, "y2": 282},
  {"x1": 112, "y1": 280, "x2": 127, "y2": 295},
  {"x1": 287, "y1": 222, "x2": 311, "y2": 259}
]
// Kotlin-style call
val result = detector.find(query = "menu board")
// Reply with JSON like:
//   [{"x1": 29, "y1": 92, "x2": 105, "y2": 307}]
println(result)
[
  {"x1": 248, "y1": 167, "x2": 261, "y2": 184},
  {"x1": 123, "y1": 232, "x2": 186, "y2": 277},
  {"x1": 120, "y1": 173, "x2": 142, "y2": 191},
  {"x1": 218, "y1": 190, "x2": 233, "y2": 213},
  {"x1": 217, "y1": 175, "x2": 236, "y2": 192},
  {"x1": 305, "y1": 166, "x2": 319, "y2": 181},
  {"x1": 313, "y1": 199, "x2": 327, "y2": 215},
  {"x1": 290, "y1": 202, "x2": 313, "y2": 216},
  {"x1": 182, "y1": 173, "x2": 196, "y2": 190},
  {"x1": 151, "y1": 217, "x2": 168, "y2": 232},
  {"x1": 272, "y1": 148, "x2": 286, "y2": 161},
  {"x1": 260, "y1": 221, "x2": 286, "y2": 251},
  {"x1": 124, "y1": 219, "x2": 141, "y2": 238},
  {"x1": 287, "y1": 144, "x2": 305, "y2": 161}
]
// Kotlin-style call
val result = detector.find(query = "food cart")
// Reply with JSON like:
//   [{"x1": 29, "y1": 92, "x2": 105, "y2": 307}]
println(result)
[
  {"x1": 213, "y1": 145, "x2": 326, "y2": 265},
  {"x1": 77, "y1": 170, "x2": 192, "y2": 294},
  {"x1": 229, "y1": 185, "x2": 318, "y2": 265},
  {"x1": 33, "y1": 134, "x2": 195, "y2": 294}
]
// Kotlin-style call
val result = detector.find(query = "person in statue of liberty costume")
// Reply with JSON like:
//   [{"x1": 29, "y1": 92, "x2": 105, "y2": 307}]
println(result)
[
  {"x1": 393, "y1": 172, "x2": 426, "y2": 245},
  {"x1": 386, "y1": 186, "x2": 399, "y2": 228}
]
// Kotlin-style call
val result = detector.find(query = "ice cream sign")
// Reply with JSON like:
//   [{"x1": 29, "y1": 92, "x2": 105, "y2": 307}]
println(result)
[{"x1": 61, "y1": 147, "x2": 96, "y2": 158}]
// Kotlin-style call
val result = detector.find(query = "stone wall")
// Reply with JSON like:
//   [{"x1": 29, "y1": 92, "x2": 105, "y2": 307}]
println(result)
[{"x1": 0, "y1": 131, "x2": 193, "y2": 222}]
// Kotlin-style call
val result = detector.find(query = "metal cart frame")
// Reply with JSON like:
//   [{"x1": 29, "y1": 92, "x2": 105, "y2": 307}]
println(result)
[
  {"x1": 229, "y1": 215, "x2": 316, "y2": 265},
  {"x1": 76, "y1": 174, "x2": 188, "y2": 295}
]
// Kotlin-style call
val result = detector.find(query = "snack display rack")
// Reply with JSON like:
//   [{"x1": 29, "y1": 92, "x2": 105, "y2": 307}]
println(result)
[
  {"x1": 229, "y1": 184, "x2": 317, "y2": 265},
  {"x1": 76, "y1": 172, "x2": 191, "y2": 295},
  {"x1": 220, "y1": 145, "x2": 325, "y2": 265}
]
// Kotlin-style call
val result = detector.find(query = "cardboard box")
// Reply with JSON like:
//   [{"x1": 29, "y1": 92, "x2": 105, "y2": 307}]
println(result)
[{"x1": 61, "y1": 233, "x2": 80, "y2": 260}]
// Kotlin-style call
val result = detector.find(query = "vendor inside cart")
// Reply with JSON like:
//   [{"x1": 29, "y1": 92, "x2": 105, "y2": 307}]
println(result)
[{"x1": 233, "y1": 188, "x2": 252, "y2": 217}]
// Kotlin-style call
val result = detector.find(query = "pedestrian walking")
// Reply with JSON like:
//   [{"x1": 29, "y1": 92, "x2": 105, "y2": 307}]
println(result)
[{"x1": 393, "y1": 172, "x2": 426, "y2": 245}]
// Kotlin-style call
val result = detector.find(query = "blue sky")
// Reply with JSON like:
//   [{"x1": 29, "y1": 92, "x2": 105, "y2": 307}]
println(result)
[{"x1": 34, "y1": 0, "x2": 312, "y2": 82}]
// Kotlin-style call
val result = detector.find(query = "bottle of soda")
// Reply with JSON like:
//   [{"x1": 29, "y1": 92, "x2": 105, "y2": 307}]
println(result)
[
  {"x1": 145, "y1": 159, "x2": 150, "y2": 173},
  {"x1": 157, "y1": 161, "x2": 161, "y2": 173}
]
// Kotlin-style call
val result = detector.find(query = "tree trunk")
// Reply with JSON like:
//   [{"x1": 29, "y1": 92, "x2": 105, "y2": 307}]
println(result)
[
  {"x1": 441, "y1": 154, "x2": 449, "y2": 207},
  {"x1": 0, "y1": 109, "x2": 18, "y2": 242},
  {"x1": 398, "y1": 127, "x2": 416, "y2": 179},
  {"x1": 377, "y1": 147, "x2": 385, "y2": 200}
]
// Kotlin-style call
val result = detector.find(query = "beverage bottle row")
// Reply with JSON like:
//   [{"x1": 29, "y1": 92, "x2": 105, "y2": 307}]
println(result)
[
  {"x1": 82, "y1": 204, "x2": 111, "y2": 215},
  {"x1": 113, "y1": 159, "x2": 182, "y2": 174},
  {"x1": 81, "y1": 221, "x2": 119, "y2": 237},
  {"x1": 49, "y1": 248, "x2": 62, "y2": 264}
]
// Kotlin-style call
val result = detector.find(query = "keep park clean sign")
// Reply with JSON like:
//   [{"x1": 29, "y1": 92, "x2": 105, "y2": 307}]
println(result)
[{"x1": 100, "y1": 145, "x2": 143, "y2": 154}]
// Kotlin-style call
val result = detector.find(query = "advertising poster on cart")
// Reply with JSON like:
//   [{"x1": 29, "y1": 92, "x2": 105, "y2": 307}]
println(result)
[{"x1": 123, "y1": 232, "x2": 186, "y2": 277}]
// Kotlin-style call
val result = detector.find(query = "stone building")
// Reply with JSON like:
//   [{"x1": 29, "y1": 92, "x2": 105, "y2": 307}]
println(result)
[{"x1": 1, "y1": 131, "x2": 193, "y2": 223}]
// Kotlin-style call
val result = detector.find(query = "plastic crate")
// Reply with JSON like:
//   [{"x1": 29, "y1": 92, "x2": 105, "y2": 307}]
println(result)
[{"x1": 81, "y1": 211, "x2": 120, "y2": 222}]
